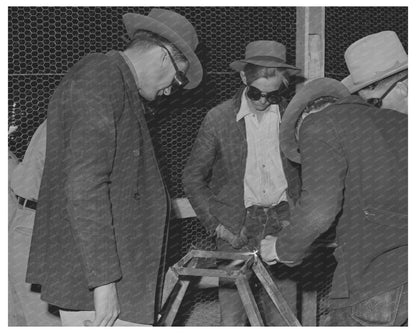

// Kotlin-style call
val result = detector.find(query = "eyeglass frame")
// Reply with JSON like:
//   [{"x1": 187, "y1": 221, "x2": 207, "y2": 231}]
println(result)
[
  {"x1": 158, "y1": 44, "x2": 189, "y2": 90},
  {"x1": 366, "y1": 75, "x2": 408, "y2": 108},
  {"x1": 245, "y1": 84, "x2": 287, "y2": 104}
]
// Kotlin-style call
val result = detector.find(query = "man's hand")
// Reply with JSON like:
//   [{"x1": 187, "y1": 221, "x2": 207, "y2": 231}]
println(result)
[
  {"x1": 260, "y1": 235, "x2": 279, "y2": 265},
  {"x1": 84, "y1": 282, "x2": 120, "y2": 326},
  {"x1": 216, "y1": 224, "x2": 248, "y2": 249}
]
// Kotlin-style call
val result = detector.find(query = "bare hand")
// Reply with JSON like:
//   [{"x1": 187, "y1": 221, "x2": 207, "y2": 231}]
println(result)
[
  {"x1": 260, "y1": 235, "x2": 278, "y2": 265},
  {"x1": 84, "y1": 282, "x2": 120, "y2": 326}
]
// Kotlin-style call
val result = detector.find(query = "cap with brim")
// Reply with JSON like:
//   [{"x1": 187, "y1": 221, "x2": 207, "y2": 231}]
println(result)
[
  {"x1": 341, "y1": 31, "x2": 408, "y2": 93},
  {"x1": 341, "y1": 62, "x2": 407, "y2": 93},
  {"x1": 280, "y1": 78, "x2": 350, "y2": 163},
  {"x1": 123, "y1": 10, "x2": 203, "y2": 89}
]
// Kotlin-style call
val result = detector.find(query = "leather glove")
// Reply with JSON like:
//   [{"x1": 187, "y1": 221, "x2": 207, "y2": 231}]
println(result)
[{"x1": 216, "y1": 224, "x2": 248, "y2": 249}]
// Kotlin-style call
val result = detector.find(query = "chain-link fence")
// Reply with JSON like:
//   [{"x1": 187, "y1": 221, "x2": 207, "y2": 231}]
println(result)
[{"x1": 8, "y1": 6, "x2": 407, "y2": 326}]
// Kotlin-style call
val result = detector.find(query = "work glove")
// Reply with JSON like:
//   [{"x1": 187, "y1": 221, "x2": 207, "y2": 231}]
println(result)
[
  {"x1": 264, "y1": 202, "x2": 291, "y2": 236},
  {"x1": 216, "y1": 224, "x2": 248, "y2": 249}
]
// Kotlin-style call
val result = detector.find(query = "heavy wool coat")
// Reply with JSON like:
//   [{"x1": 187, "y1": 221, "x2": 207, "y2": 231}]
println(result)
[
  {"x1": 275, "y1": 96, "x2": 408, "y2": 308},
  {"x1": 183, "y1": 87, "x2": 301, "y2": 236},
  {"x1": 26, "y1": 51, "x2": 168, "y2": 324}
]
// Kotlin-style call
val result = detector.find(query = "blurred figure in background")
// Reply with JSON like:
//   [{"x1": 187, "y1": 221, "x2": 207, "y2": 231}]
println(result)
[{"x1": 9, "y1": 120, "x2": 60, "y2": 326}]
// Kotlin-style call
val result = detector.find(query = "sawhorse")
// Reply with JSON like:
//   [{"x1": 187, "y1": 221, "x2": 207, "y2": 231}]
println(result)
[{"x1": 157, "y1": 249, "x2": 301, "y2": 326}]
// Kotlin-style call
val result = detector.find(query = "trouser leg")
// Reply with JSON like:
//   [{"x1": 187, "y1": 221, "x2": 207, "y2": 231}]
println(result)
[
  {"x1": 59, "y1": 310, "x2": 151, "y2": 326},
  {"x1": 9, "y1": 225, "x2": 61, "y2": 326}
]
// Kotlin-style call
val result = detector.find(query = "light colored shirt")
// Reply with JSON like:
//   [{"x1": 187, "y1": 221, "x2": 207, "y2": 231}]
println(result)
[
  {"x1": 237, "y1": 89, "x2": 288, "y2": 208},
  {"x1": 11, "y1": 120, "x2": 47, "y2": 201},
  {"x1": 119, "y1": 51, "x2": 141, "y2": 91}
]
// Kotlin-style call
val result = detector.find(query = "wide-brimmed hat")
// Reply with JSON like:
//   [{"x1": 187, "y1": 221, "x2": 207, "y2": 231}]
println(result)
[
  {"x1": 123, "y1": 9, "x2": 203, "y2": 89},
  {"x1": 341, "y1": 31, "x2": 408, "y2": 93},
  {"x1": 280, "y1": 78, "x2": 350, "y2": 163},
  {"x1": 230, "y1": 40, "x2": 300, "y2": 76}
]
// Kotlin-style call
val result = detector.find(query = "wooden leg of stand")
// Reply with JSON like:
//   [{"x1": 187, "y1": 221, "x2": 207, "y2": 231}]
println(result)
[
  {"x1": 161, "y1": 267, "x2": 179, "y2": 309},
  {"x1": 235, "y1": 275, "x2": 264, "y2": 326},
  {"x1": 158, "y1": 258, "x2": 197, "y2": 326},
  {"x1": 252, "y1": 260, "x2": 301, "y2": 326}
]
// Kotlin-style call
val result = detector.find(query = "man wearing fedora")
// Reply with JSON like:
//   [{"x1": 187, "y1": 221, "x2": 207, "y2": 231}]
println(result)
[
  {"x1": 183, "y1": 40, "x2": 301, "y2": 325},
  {"x1": 260, "y1": 31, "x2": 407, "y2": 326},
  {"x1": 26, "y1": 9, "x2": 202, "y2": 326}
]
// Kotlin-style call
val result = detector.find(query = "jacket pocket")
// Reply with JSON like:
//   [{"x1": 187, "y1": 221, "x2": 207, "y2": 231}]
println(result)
[
  {"x1": 351, "y1": 285, "x2": 404, "y2": 325},
  {"x1": 363, "y1": 207, "x2": 407, "y2": 230}
]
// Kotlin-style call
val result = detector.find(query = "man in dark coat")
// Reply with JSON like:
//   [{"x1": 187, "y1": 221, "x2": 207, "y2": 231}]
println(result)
[
  {"x1": 183, "y1": 41, "x2": 301, "y2": 325},
  {"x1": 26, "y1": 9, "x2": 202, "y2": 326},
  {"x1": 261, "y1": 31, "x2": 408, "y2": 326}
]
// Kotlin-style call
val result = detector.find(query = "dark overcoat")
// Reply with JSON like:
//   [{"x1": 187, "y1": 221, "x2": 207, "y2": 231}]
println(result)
[
  {"x1": 26, "y1": 51, "x2": 168, "y2": 324},
  {"x1": 183, "y1": 88, "x2": 301, "y2": 236},
  {"x1": 275, "y1": 96, "x2": 408, "y2": 308}
]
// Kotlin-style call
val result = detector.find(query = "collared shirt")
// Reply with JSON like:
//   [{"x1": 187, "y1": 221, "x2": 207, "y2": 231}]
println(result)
[
  {"x1": 11, "y1": 120, "x2": 47, "y2": 200},
  {"x1": 119, "y1": 51, "x2": 141, "y2": 91},
  {"x1": 237, "y1": 88, "x2": 288, "y2": 208}
]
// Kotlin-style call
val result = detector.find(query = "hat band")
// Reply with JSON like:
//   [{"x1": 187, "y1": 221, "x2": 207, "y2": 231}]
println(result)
[{"x1": 243, "y1": 55, "x2": 286, "y2": 63}]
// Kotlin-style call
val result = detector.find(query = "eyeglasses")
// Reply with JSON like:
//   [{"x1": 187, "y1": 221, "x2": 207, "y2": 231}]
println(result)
[
  {"x1": 246, "y1": 85, "x2": 286, "y2": 104},
  {"x1": 159, "y1": 44, "x2": 189, "y2": 90},
  {"x1": 367, "y1": 75, "x2": 408, "y2": 108}
]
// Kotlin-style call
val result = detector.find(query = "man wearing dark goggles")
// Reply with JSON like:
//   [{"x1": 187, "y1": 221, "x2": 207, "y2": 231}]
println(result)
[
  {"x1": 158, "y1": 43, "x2": 190, "y2": 92},
  {"x1": 183, "y1": 40, "x2": 300, "y2": 326},
  {"x1": 246, "y1": 84, "x2": 287, "y2": 105}
]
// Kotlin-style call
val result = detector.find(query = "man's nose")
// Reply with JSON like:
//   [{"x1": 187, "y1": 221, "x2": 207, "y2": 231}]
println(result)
[{"x1": 259, "y1": 96, "x2": 267, "y2": 104}]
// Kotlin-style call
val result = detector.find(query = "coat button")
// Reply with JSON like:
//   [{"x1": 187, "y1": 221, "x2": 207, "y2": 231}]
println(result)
[
  {"x1": 133, "y1": 149, "x2": 140, "y2": 157},
  {"x1": 133, "y1": 192, "x2": 140, "y2": 200}
]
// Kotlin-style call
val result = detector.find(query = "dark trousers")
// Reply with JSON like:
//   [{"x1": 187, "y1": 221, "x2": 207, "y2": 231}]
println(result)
[
  {"x1": 321, "y1": 284, "x2": 408, "y2": 326},
  {"x1": 218, "y1": 203, "x2": 298, "y2": 326}
]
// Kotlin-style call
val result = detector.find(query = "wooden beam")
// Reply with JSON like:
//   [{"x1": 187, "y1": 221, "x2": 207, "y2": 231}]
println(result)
[
  {"x1": 296, "y1": 7, "x2": 325, "y2": 88},
  {"x1": 171, "y1": 197, "x2": 196, "y2": 218}
]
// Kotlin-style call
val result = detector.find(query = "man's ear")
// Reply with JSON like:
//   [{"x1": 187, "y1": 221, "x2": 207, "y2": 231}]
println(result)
[
  {"x1": 396, "y1": 80, "x2": 408, "y2": 98},
  {"x1": 240, "y1": 71, "x2": 247, "y2": 85},
  {"x1": 159, "y1": 47, "x2": 169, "y2": 68}
]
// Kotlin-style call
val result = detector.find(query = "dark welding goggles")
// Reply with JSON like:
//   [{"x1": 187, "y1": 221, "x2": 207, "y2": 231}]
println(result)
[
  {"x1": 246, "y1": 85, "x2": 286, "y2": 104},
  {"x1": 367, "y1": 75, "x2": 408, "y2": 108},
  {"x1": 159, "y1": 44, "x2": 189, "y2": 90}
]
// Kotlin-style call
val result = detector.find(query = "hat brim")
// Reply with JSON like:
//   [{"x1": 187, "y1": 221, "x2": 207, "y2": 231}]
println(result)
[
  {"x1": 230, "y1": 59, "x2": 300, "y2": 76},
  {"x1": 123, "y1": 13, "x2": 203, "y2": 89},
  {"x1": 341, "y1": 61, "x2": 408, "y2": 93},
  {"x1": 280, "y1": 78, "x2": 350, "y2": 163}
]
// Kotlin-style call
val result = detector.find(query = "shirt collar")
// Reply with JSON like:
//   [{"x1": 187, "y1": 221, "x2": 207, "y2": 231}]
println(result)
[
  {"x1": 236, "y1": 87, "x2": 279, "y2": 121},
  {"x1": 119, "y1": 51, "x2": 141, "y2": 91}
]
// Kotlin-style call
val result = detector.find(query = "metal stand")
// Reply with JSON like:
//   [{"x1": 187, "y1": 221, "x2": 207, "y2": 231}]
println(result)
[{"x1": 157, "y1": 249, "x2": 301, "y2": 326}]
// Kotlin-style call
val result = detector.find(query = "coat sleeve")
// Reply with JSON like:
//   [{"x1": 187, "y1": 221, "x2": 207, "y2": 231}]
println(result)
[
  {"x1": 275, "y1": 114, "x2": 347, "y2": 264},
  {"x1": 64, "y1": 62, "x2": 123, "y2": 289},
  {"x1": 182, "y1": 111, "x2": 221, "y2": 235}
]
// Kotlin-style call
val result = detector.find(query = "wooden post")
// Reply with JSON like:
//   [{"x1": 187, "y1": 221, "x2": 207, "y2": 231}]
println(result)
[
  {"x1": 295, "y1": 7, "x2": 325, "y2": 325},
  {"x1": 296, "y1": 7, "x2": 325, "y2": 88}
]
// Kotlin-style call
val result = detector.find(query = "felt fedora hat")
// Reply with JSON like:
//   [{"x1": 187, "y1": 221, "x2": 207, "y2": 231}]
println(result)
[
  {"x1": 341, "y1": 31, "x2": 408, "y2": 93},
  {"x1": 280, "y1": 78, "x2": 350, "y2": 163},
  {"x1": 230, "y1": 40, "x2": 300, "y2": 75},
  {"x1": 123, "y1": 9, "x2": 203, "y2": 89}
]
